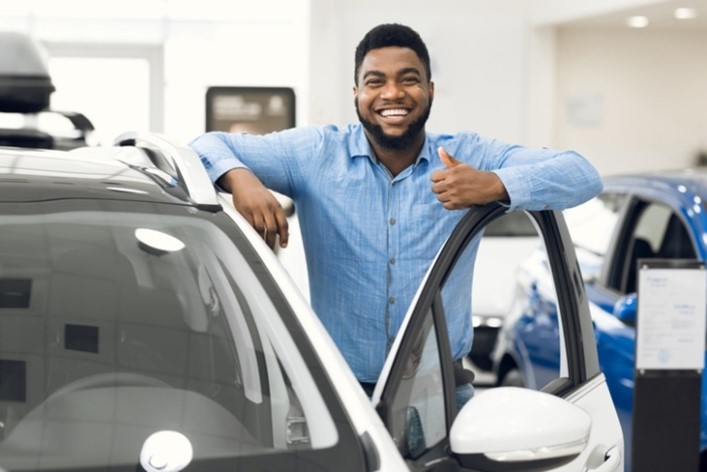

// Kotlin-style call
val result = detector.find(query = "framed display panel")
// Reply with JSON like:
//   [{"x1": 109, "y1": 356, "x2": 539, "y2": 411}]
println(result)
[
  {"x1": 206, "y1": 86, "x2": 295, "y2": 135},
  {"x1": 632, "y1": 258, "x2": 705, "y2": 472}
]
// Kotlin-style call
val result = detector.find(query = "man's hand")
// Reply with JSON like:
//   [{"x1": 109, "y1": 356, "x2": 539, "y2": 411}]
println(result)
[
  {"x1": 218, "y1": 169, "x2": 289, "y2": 250},
  {"x1": 431, "y1": 147, "x2": 509, "y2": 209}
]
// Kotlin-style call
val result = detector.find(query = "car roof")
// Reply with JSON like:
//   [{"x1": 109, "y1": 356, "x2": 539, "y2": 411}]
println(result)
[
  {"x1": 0, "y1": 138, "x2": 212, "y2": 207},
  {"x1": 603, "y1": 167, "x2": 707, "y2": 200},
  {"x1": 0, "y1": 146, "x2": 176, "y2": 204}
]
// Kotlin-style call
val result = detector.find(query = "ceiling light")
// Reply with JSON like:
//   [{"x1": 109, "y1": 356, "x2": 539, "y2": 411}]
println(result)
[
  {"x1": 675, "y1": 7, "x2": 698, "y2": 20},
  {"x1": 627, "y1": 15, "x2": 649, "y2": 28}
]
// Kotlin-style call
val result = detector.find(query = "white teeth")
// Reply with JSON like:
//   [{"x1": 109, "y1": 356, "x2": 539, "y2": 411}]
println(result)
[{"x1": 380, "y1": 109, "x2": 408, "y2": 117}]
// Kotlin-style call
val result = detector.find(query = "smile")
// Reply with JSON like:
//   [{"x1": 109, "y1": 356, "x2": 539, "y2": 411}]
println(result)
[{"x1": 378, "y1": 108, "x2": 409, "y2": 117}]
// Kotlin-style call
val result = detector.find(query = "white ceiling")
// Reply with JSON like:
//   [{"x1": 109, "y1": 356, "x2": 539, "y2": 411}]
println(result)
[{"x1": 563, "y1": 0, "x2": 707, "y2": 30}]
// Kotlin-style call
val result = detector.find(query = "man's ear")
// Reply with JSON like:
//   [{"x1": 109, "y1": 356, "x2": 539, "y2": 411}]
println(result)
[{"x1": 428, "y1": 81, "x2": 435, "y2": 100}]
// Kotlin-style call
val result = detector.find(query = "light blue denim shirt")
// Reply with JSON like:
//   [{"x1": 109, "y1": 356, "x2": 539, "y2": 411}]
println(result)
[{"x1": 190, "y1": 123, "x2": 602, "y2": 383}]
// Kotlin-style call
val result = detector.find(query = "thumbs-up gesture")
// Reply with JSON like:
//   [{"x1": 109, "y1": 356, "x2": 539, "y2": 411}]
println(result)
[{"x1": 431, "y1": 146, "x2": 509, "y2": 210}]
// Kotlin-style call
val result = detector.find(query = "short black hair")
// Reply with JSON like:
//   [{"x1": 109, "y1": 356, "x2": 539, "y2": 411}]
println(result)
[{"x1": 354, "y1": 23, "x2": 431, "y2": 85}]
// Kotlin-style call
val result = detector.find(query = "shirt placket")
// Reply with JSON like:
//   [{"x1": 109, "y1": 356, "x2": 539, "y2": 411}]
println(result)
[{"x1": 385, "y1": 169, "x2": 411, "y2": 354}]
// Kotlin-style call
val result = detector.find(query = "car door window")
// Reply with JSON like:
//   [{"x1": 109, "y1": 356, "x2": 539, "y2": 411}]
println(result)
[
  {"x1": 384, "y1": 307, "x2": 447, "y2": 459},
  {"x1": 453, "y1": 209, "x2": 568, "y2": 392},
  {"x1": 485, "y1": 211, "x2": 566, "y2": 390},
  {"x1": 611, "y1": 201, "x2": 697, "y2": 294},
  {"x1": 378, "y1": 204, "x2": 617, "y2": 471},
  {"x1": 564, "y1": 192, "x2": 627, "y2": 283}
]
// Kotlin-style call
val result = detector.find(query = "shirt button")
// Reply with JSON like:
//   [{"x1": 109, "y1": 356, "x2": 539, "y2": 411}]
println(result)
[
  {"x1": 389, "y1": 258, "x2": 396, "y2": 265},
  {"x1": 389, "y1": 218, "x2": 396, "y2": 225},
  {"x1": 388, "y1": 297, "x2": 395, "y2": 304}
]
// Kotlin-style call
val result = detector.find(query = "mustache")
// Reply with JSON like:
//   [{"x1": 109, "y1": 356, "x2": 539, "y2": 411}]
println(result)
[{"x1": 355, "y1": 99, "x2": 432, "y2": 151}]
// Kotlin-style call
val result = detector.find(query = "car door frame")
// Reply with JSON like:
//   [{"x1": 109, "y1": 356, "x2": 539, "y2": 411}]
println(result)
[{"x1": 375, "y1": 201, "x2": 603, "y2": 470}]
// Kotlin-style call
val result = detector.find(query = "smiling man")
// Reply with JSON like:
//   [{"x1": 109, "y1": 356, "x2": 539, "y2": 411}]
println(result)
[{"x1": 189, "y1": 23, "x2": 602, "y2": 408}]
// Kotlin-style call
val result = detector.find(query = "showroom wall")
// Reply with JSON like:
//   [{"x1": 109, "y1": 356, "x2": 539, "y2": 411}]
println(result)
[
  {"x1": 2, "y1": 0, "x2": 539, "y2": 147},
  {"x1": 555, "y1": 26, "x2": 707, "y2": 175},
  {"x1": 2, "y1": 0, "x2": 703, "y2": 177},
  {"x1": 309, "y1": 0, "x2": 707, "y2": 176},
  {"x1": 0, "y1": 0, "x2": 312, "y2": 145},
  {"x1": 307, "y1": 0, "x2": 532, "y2": 145}
]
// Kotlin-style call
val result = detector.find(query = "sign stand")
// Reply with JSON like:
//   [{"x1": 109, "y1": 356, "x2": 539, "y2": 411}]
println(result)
[{"x1": 632, "y1": 259, "x2": 705, "y2": 471}]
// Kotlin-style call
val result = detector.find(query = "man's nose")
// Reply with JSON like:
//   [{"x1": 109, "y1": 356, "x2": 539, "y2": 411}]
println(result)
[{"x1": 380, "y1": 81, "x2": 405, "y2": 99}]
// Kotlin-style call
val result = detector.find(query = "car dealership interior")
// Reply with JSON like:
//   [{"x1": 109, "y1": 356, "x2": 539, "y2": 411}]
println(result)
[{"x1": 1, "y1": 1, "x2": 707, "y2": 471}]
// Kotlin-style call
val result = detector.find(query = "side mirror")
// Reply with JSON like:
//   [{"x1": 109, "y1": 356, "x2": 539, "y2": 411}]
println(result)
[
  {"x1": 449, "y1": 387, "x2": 590, "y2": 470},
  {"x1": 613, "y1": 293, "x2": 637, "y2": 325}
]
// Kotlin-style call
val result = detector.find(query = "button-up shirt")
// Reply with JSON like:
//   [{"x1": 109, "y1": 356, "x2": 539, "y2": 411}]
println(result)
[{"x1": 190, "y1": 124, "x2": 602, "y2": 382}]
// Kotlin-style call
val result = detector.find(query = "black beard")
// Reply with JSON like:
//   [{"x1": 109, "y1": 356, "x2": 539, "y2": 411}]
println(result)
[{"x1": 356, "y1": 101, "x2": 432, "y2": 151}]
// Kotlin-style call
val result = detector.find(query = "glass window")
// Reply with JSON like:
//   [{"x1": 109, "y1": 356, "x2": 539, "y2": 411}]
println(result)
[
  {"x1": 0, "y1": 199, "x2": 358, "y2": 470},
  {"x1": 482, "y1": 211, "x2": 565, "y2": 391},
  {"x1": 564, "y1": 192, "x2": 626, "y2": 282},
  {"x1": 386, "y1": 308, "x2": 446, "y2": 459},
  {"x1": 618, "y1": 202, "x2": 696, "y2": 294}
]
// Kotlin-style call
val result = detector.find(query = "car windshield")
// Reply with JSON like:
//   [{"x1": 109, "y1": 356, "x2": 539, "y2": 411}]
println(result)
[{"x1": 0, "y1": 198, "x2": 338, "y2": 470}]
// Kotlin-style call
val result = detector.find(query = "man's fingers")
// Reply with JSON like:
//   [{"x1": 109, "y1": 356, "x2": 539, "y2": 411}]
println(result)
[
  {"x1": 438, "y1": 146, "x2": 459, "y2": 168},
  {"x1": 275, "y1": 211, "x2": 289, "y2": 248},
  {"x1": 261, "y1": 207, "x2": 289, "y2": 250}
]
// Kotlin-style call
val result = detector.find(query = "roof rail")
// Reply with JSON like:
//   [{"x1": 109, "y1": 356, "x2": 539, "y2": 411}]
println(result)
[{"x1": 115, "y1": 131, "x2": 220, "y2": 210}]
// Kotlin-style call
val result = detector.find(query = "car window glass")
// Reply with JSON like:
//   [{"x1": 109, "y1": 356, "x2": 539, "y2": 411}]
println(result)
[
  {"x1": 0, "y1": 203, "x2": 345, "y2": 470},
  {"x1": 470, "y1": 211, "x2": 541, "y2": 371},
  {"x1": 486, "y1": 211, "x2": 566, "y2": 391},
  {"x1": 618, "y1": 202, "x2": 696, "y2": 294},
  {"x1": 634, "y1": 203, "x2": 672, "y2": 252},
  {"x1": 564, "y1": 193, "x2": 626, "y2": 282},
  {"x1": 385, "y1": 307, "x2": 446, "y2": 459}
]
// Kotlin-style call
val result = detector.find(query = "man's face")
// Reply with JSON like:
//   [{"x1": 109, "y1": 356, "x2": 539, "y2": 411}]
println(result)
[{"x1": 354, "y1": 46, "x2": 434, "y2": 150}]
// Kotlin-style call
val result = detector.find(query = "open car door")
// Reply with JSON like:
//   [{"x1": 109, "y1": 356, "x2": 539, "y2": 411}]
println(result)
[{"x1": 372, "y1": 202, "x2": 624, "y2": 472}]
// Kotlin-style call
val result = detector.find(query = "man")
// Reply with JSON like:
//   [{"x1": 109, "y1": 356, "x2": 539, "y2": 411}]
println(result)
[{"x1": 189, "y1": 23, "x2": 602, "y2": 405}]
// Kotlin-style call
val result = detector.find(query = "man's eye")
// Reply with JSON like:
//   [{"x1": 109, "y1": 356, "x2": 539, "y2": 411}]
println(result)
[
  {"x1": 366, "y1": 79, "x2": 383, "y2": 86},
  {"x1": 402, "y1": 77, "x2": 420, "y2": 84}
]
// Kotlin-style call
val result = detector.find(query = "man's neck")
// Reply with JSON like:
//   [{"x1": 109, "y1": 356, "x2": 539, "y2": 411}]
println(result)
[{"x1": 369, "y1": 135, "x2": 425, "y2": 177}]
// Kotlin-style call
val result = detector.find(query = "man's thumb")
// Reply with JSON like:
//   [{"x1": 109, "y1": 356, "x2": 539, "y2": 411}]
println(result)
[{"x1": 438, "y1": 146, "x2": 459, "y2": 168}]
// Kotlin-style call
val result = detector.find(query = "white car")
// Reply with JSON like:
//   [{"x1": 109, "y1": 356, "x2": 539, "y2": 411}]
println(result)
[{"x1": 0, "y1": 132, "x2": 623, "y2": 471}]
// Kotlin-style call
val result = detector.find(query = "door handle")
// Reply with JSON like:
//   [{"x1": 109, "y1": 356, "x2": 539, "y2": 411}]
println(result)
[{"x1": 584, "y1": 446, "x2": 622, "y2": 472}]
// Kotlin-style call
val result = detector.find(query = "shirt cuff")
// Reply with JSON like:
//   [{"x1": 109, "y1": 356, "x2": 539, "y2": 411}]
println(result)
[
  {"x1": 208, "y1": 160, "x2": 248, "y2": 191},
  {"x1": 491, "y1": 167, "x2": 532, "y2": 211}
]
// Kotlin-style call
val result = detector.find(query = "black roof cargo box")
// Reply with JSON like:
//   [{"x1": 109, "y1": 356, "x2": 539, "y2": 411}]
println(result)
[{"x1": 0, "y1": 31, "x2": 55, "y2": 113}]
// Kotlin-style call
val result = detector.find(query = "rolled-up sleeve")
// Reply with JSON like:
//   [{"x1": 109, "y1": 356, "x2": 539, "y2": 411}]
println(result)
[
  {"x1": 189, "y1": 132, "x2": 249, "y2": 184},
  {"x1": 493, "y1": 149, "x2": 603, "y2": 211}
]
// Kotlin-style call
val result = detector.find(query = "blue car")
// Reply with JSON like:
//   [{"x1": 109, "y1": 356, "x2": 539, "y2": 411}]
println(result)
[{"x1": 492, "y1": 169, "x2": 707, "y2": 472}]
